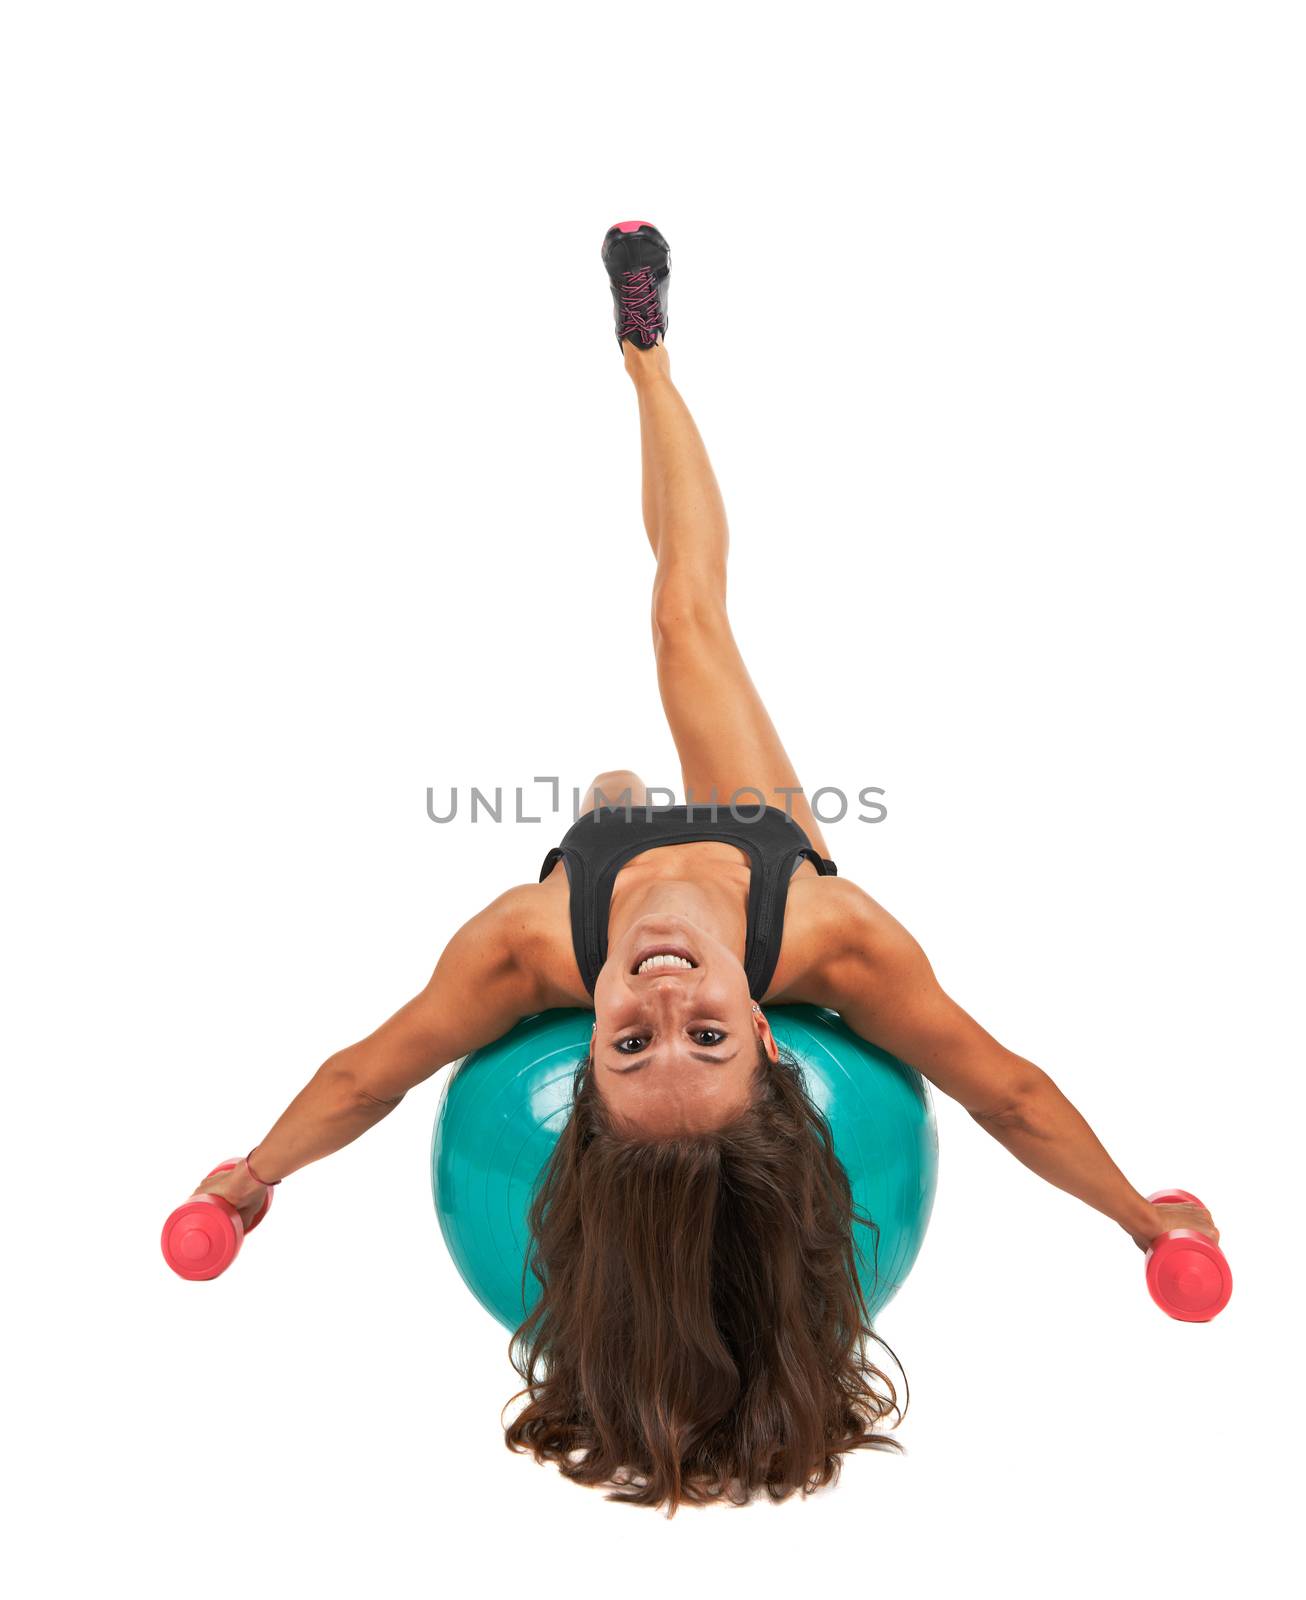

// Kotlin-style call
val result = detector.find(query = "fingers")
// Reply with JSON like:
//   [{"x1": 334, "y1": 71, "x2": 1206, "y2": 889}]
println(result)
[{"x1": 1160, "y1": 1203, "x2": 1220, "y2": 1245}]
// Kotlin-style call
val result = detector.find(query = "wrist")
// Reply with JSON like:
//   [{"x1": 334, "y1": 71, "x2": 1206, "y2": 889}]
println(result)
[
  {"x1": 1121, "y1": 1196, "x2": 1163, "y2": 1251},
  {"x1": 245, "y1": 1147, "x2": 282, "y2": 1187}
]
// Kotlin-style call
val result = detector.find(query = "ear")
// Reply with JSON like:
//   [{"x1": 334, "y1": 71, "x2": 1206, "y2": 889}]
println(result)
[{"x1": 753, "y1": 1008, "x2": 780, "y2": 1064}]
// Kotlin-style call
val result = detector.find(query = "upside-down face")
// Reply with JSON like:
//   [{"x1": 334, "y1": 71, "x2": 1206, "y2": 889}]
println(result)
[{"x1": 590, "y1": 911, "x2": 779, "y2": 1135}]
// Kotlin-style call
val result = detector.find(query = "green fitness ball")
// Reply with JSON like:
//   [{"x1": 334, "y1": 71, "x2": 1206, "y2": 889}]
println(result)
[{"x1": 431, "y1": 1004, "x2": 938, "y2": 1331}]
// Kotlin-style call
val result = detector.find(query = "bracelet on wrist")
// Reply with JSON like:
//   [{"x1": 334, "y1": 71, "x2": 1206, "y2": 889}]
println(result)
[{"x1": 245, "y1": 1149, "x2": 281, "y2": 1187}]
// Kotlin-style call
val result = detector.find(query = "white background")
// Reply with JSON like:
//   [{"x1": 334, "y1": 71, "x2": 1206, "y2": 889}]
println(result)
[{"x1": 3, "y1": 2, "x2": 1302, "y2": 1595}]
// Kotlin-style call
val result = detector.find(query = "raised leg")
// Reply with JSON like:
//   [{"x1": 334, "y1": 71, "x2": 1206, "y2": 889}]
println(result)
[{"x1": 624, "y1": 340, "x2": 831, "y2": 859}]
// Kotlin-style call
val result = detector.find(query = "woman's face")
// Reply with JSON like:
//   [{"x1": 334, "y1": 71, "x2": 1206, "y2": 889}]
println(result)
[{"x1": 590, "y1": 911, "x2": 779, "y2": 1134}]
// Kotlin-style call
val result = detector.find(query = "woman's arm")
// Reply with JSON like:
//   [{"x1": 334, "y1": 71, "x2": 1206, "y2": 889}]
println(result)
[
  {"x1": 808, "y1": 884, "x2": 1172, "y2": 1250},
  {"x1": 199, "y1": 887, "x2": 545, "y2": 1208}
]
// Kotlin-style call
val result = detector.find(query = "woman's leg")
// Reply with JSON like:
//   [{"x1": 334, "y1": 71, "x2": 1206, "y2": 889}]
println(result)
[
  {"x1": 624, "y1": 340, "x2": 832, "y2": 859},
  {"x1": 579, "y1": 769, "x2": 648, "y2": 815}
]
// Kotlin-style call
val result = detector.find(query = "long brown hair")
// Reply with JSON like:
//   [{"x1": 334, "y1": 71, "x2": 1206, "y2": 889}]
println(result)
[{"x1": 503, "y1": 1045, "x2": 907, "y2": 1511}]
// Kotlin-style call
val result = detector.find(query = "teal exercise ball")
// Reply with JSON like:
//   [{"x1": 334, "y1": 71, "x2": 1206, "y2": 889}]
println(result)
[{"x1": 431, "y1": 1004, "x2": 938, "y2": 1331}]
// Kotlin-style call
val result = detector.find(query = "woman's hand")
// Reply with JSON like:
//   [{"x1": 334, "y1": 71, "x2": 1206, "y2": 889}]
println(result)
[
  {"x1": 190, "y1": 1162, "x2": 271, "y2": 1231},
  {"x1": 1130, "y1": 1200, "x2": 1220, "y2": 1253}
]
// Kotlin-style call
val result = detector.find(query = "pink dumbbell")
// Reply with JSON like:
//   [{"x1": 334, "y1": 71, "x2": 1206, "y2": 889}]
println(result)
[
  {"x1": 160, "y1": 1159, "x2": 273, "y2": 1281},
  {"x1": 1144, "y1": 1188, "x2": 1232, "y2": 1322}
]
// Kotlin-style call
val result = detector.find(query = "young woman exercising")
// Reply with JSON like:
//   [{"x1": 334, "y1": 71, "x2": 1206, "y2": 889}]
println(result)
[{"x1": 183, "y1": 222, "x2": 1222, "y2": 1508}]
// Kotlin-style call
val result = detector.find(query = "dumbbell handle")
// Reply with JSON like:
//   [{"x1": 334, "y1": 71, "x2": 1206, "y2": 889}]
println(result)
[{"x1": 1143, "y1": 1188, "x2": 1232, "y2": 1322}]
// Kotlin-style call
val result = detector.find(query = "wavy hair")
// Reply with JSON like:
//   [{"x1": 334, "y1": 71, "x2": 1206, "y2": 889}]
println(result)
[{"x1": 503, "y1": 1044, "x2": 907, "y2": 1511}]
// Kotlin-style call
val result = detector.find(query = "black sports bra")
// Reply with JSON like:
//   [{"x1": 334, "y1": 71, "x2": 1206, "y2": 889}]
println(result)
[{"x1": 538, "y1": 803, "x2": 837, "y2": 1000}]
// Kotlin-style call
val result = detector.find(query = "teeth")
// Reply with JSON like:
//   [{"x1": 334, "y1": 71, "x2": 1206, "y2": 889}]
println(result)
[{"x1": 637, "y1": 953, "x2": 694, "y2": 974}]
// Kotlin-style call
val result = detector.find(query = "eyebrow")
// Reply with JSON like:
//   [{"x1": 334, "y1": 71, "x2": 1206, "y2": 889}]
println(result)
[{"x1": 605, "y1": 1044, "x2": 741, "y2": 1075}]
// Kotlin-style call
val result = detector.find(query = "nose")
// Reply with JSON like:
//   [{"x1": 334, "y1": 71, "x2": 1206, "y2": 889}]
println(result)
[
  {"x1": 638, "y1": 972, "x2": 692, "y2": 1002},
  {"x1": 628, "y1": 969, "x2": 698, "y2": 1019}
]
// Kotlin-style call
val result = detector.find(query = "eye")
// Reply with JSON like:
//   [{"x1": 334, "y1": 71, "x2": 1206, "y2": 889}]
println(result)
[
  {"x1": 691, "y1": 1028, "x2": 727, "y2": 1047},
  {"x1": 615, "y1": 1035, "x2": 649, "y2": 1055}
]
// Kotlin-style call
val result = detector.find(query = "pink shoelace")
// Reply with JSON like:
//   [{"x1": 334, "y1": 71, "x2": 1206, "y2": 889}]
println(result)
[{"x1": 618, "y1": 266, "x2": 663, "y2": 344}]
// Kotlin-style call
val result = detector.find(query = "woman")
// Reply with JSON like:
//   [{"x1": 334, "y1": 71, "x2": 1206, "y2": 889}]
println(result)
[{"x1": 189, "y1": 221, "x2": 1221, "y2": 1509}]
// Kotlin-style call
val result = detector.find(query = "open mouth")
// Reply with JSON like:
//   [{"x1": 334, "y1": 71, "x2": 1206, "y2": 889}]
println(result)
[{"x1": 632, "y1": 944, "x2": 697, "y2": 976}]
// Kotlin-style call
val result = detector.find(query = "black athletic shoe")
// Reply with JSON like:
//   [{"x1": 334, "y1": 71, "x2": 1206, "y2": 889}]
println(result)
[{"x1": 601, "y1": 221, "x2": 671, "y2": 350}]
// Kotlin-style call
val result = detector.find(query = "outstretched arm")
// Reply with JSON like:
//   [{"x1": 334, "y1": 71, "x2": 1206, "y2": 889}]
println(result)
[
  {"x1": 810, "y1": 885, "x2": 1178, "y2": 1252},
  {"x1": 190, "y1": 887, "x2": 543, "y2": 1216}
]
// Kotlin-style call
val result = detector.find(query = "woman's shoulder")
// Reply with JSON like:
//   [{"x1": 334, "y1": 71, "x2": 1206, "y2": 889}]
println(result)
[
  {"x1": 474, "y1": 878, "x2": 587, "y2": 1007},
  {"x1": 765, "y1": 874, "x2": 904, "y2": 1003},
  {"x1": 787, "y1": 871, "x2": 881, "y2": 927}
]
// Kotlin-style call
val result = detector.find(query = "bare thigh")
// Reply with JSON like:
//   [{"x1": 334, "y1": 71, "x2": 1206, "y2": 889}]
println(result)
[{"x1": 651, "y1": 591, "x2": 832, "y2": 860}]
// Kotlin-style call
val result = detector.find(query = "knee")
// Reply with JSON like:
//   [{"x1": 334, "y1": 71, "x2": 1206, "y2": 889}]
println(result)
[
  {"x1": 651, "y1": 575, "x2": 728, "y2": 656},
  {"x1": 589, "y1": 769, "x2": 643, "y2": 805}
]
